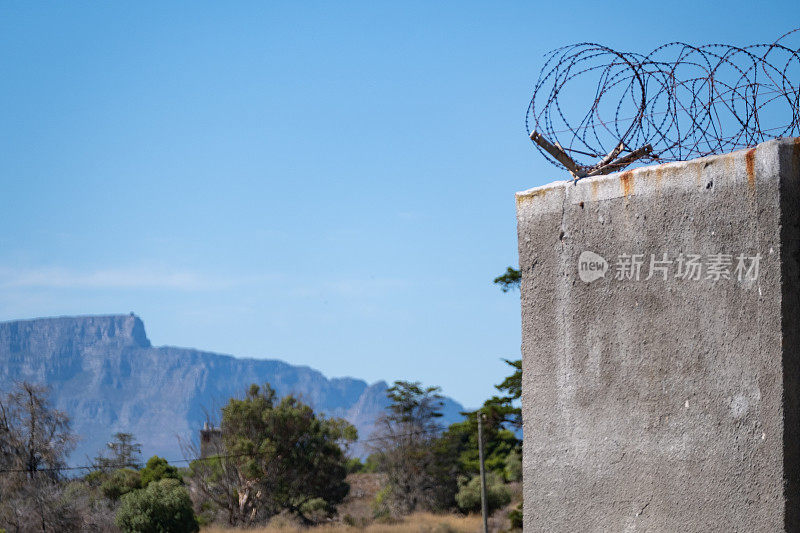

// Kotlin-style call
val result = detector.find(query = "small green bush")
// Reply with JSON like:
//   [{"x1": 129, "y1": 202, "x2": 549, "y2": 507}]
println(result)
[
  {"x1": 504, "y1": 449, "x2": 522, "y2": 482},
  {"x1": 140, "y1": 455, "x2": 182, "y2": 487},
  {"x1": 345, "y1": 457, "x2": 364, "y2": 473},
  {"x1": 371, "y1": 485, "x2": 392, "y2": 520},
  {"x1": 300, "y1": 497, "x2": 333, "y2": 523},
  {"x1": 84, "y1": 469, "x2": 107, "y2": 487},
  {"x1": 115, "y1": 478, "x2": 199, "y2": 533},
  {"x1": 363, "y1": 452, "x2": 383, "y2": 473},
  {"x1": 101, "y1": 468, "x2": 142, "y2": 501},
  {"x1": 455, "y1": 472, "x2": 511, "y2": 514},
  {"x1": 194, "y1": 500, "x2": 217, "y2": 528},
  {"x1": 507, "y1": 502, "x2": 523, "y2": 530}
]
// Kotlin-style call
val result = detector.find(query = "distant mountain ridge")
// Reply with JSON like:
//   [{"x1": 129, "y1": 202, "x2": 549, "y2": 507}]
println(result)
[{"x1": 0, "y1": 314, "x2": 464, "y2": 462}]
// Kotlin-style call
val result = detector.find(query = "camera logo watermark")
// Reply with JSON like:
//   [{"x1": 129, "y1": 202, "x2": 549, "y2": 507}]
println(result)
[{"x1": 578, "y1": 251, "x2": 761, "y2": 283}]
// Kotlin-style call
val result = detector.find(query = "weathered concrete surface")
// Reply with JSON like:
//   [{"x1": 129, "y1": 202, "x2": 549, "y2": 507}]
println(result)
[{"x1": 517, "y1": 138, "x2": 800, "y2": 532}]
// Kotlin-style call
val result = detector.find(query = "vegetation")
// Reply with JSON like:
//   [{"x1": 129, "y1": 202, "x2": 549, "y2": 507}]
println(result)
[
  {"x1": 455, "y1": 472, "x2": 512, "y2": 513},
  {"x1": 493, "y1": 266, "x2": 521, "y2": 293},
  {"x1": 488, "y1": 265, "x2": 523, "y2": 431},
  {"x1": 0, "y1": 264, "x2": 524, "y2": 530},
  {"x1": 438, "y1": 410, "x2": 519, "y2": 480},
  {"x1": 202, "y1": 512, "x2": 484, "y2": 532},
  {"x1": 140, "y1": 455, "x2": 181, "y2": 487},
  {"x1": 368, "y1": 381, "x2": 461, "y2": 516},
  {"x1": 188, "y1": 383, "x2": 356, "y2": 526},
  {"x1": 115, "y1": 478, "x2": 198, "y2": 533},
  {"x1": 101, "y1": 468, "x2": 142, "y2": 501},
  {"x1": 360, "y1": 266, "x2": 524, "y2": 525},
  {"x1": 0, "y1": 384, "x2": 203, "y2": 531},
  {"x1": 508, "y1": 502, "x2": 523, "y2": 529},
  {"x1": 94, "y1": 432, "x2": 143, "y2": 471},
  {"x1": 0, "y1": 382, "x2": 81, "y2": 531}
]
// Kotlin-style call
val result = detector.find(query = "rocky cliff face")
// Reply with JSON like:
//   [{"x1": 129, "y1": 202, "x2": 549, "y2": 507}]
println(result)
[{"x1": 0, "y1": 314, "x2": 463, "y2": 462}]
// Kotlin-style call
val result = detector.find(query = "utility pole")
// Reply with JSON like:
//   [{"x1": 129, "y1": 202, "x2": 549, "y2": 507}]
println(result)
[{"x1": 478, "y1": 410, "x2": 488, "y2": 533}]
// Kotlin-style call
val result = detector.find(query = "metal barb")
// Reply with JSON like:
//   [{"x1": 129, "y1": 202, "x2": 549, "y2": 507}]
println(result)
[{"x1": 530, "y1": 130, "x2": 586, "y2": 179}]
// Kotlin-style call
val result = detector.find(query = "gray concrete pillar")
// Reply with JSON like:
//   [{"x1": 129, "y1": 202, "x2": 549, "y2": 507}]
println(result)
[{"x1": 516, "y1": 138, "x2": 800, "y2": 532}]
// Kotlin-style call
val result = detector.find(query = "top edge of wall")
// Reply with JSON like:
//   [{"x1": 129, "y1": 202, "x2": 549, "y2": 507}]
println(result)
[{"x1": 516, "y1": 137, "x2": 800, "y2": 202}]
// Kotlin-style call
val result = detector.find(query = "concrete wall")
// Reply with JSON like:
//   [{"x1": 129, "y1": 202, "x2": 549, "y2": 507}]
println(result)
[{"x1": 516, "y1": 138, "x2": 800, "y2": 532}]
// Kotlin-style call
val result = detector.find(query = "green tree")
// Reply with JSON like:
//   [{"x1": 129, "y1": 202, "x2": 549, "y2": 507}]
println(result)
[
  {"x1": 493, "y1": 265, "x2": 524, "y2": 526},
  {"x1": 508, "y1": 502, "x2": 523, "y2": 530},
  {"x1": 493, "y1": 266, "x2": 521, "y2": 292},
  {"x1": 455, "y1": 472, "x2": 511, "y2": 514},
  {"x1": 140, "y1": 455, "x2": 181, "y2": 487},
  {"x1": 439, "y1": 413, "x2": 520, "y2": 480},
  {"x1": 115, "y1": 478, "x2": 198, "y2": 533},
  {"x1": 94, "y1": 433, "x2": 142, "y2": 471},
  {"x1": 189, "y1": 383, "x2": 356, "y2": 526},
  {"x1": 101, "y1": 468, "x2": 142, "y2": 501},
  {"x1": 345, "y1": 457, "x2": 364, "y2": 473},
  {"x1": 485, "y1": 361, "x2": 521, "y2": 426},
  {"x1": 485, "y1": 359, "x2": 522, "y2": 429},
  {"x1": 370, "y1": 381, "x2": 460, "y2": 515},
  {"x1": 362, "y1": 452, "x2": 383, "y2": 473},
  {"x1": 490, "y1": 267, "x2": 523, "y2": 429},
  {"x1": 504, "y1": 448, "x2": 522, "y2": 482}
]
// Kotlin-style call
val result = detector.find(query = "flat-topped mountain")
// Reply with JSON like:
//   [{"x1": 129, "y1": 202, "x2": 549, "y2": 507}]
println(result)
[{"x1": 0, "y1": 314, "x2": 464, "y2": 462}]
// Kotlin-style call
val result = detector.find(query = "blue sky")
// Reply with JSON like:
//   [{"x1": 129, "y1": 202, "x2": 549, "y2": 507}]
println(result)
[{"x1": 0, "y1": 1, "x2": 796, "y2": 408}]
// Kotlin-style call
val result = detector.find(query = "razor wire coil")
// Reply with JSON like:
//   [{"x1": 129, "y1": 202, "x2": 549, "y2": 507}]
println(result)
[{"x1": 525, "y1": 29, "x2": 800, "y2": 177}]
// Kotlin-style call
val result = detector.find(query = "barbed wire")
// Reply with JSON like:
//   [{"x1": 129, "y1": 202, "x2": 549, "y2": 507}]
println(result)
[{"x1": 526, "y1": 28, "x2": 800, "y2": 179}]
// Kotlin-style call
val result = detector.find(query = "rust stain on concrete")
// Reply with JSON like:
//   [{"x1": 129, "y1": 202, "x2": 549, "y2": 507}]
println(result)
[
  {"x1": 619, "y1": 171, "x2": 634, "y2": 197},
  {"x1": 516, "y1": 188, "x2": 549, "y2": 208},
  {"x1": 591, "y1": 180, "x2": 599, "y2": 201},
  {"x1": 745, "y1": 148, "x2": 757, "y2": 189}
]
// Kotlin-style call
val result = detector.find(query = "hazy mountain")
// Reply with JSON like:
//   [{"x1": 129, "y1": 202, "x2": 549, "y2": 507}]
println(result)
[{"x1": 0, "y1": 314, "x2": 464, "y2": 463}]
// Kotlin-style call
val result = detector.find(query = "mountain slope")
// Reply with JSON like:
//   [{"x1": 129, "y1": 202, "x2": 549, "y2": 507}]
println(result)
[{"x1": 0, "y1": 314, "x2": 464, "y2": 462}]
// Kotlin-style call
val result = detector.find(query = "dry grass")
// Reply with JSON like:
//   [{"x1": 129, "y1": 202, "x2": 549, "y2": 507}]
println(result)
[
  {"x1": 202, "y1": 512, "x2": 484, "y2": 533},
  {"x1": 335, "y1": 473, "x2": 385, "y2": 525},
  {"x1": 201, "y1": 474, "x2": 521, "y2": 533}
]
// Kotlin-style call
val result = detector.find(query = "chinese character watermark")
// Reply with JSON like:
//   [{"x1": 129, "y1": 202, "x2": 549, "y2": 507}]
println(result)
[
  {"x1": 578, "y1": 251, "x2": 762, "y2": 284},
  {"x1": 614, "y1": 254, "x2": 644, "y2": 281}
]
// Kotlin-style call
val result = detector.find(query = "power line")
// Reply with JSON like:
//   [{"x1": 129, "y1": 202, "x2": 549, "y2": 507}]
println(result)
[{"x1": 0, "y1": 428, "x2": 444, "y2": 475}]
